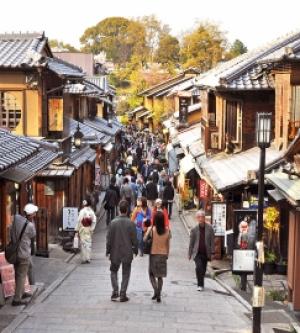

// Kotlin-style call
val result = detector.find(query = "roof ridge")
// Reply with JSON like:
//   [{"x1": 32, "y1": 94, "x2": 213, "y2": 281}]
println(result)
[
  {"x1": 0, "y1": 32, "x2": 44, "y2": 40},
  {"x1": 224, "y1": 30, "x2": 300, "y2": 82}
]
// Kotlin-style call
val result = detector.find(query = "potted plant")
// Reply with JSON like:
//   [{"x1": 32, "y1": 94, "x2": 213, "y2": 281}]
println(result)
[
  {"x1": 264, "y1": 251, "x2": 276, "y2": 275},
  {"x1": 276, "y1": 258, "x2": 287, "y2": 275}
]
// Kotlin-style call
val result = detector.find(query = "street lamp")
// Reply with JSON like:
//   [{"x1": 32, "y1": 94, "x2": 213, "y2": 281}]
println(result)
[
  {"x1": 253, "y1": 112, "x2": 272, "y2": 333},
  {"x1": 74, "y1": 122, "x2": 84, "y2": 149}
]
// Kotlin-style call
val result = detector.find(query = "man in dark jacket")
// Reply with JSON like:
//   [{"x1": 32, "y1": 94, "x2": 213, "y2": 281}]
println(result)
[
  {"x1": 106, "y1": 201, "x2": 138, "y2": 302},
  {"x1": 145, "y1": 176, "x2": 158, "y2": 208},
  {"x1": 163, "y1": 180, "x2": 175, "y2": 219},
  {"x1": 104, "y1": 177, "x2": 120, "y2": 226},
  {"x1": 188, "y1": 210, "x2": 215, "y2": 291}
]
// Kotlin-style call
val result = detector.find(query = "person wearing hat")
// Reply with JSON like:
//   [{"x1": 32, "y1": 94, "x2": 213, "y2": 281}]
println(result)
[{"x1": 10, "y1": 203, "x2": 37, "y2": 306}]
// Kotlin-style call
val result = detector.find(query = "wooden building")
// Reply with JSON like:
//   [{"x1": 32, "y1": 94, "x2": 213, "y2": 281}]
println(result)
[{"x1": 0, "y1": 130, "x2": 58, "y2": 250}]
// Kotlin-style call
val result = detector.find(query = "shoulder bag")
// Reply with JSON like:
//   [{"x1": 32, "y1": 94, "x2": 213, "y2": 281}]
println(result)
[
  {"x1": 144, "y1": 227, "x2": 153, "y2": 255},
  {"x1": 5, "y1": 220, "x2": 28, "y2": 265}
]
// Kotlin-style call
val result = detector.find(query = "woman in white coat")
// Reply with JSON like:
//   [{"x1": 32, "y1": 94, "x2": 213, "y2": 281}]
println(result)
[{"x1": 75, "y1": 199, "x2": 97, "y2": 263}]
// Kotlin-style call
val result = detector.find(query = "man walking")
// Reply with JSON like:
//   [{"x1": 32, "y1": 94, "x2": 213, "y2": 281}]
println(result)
[
  {"x1": 106, "y1": 200, "x2": 138, "y2": 302},
  {"x1": 120, "y1": 178, "x2": 133, "y2": 215},
  {"x1": 188, "y1": 210, "x2": 215, "y2": 291},
  {"x1": 11, "y1": 203, "x2": 37, "y2": 306},
  {"x1": 145, "y1": 176, "x2": 158, "y2": 209},
  {"x1": 103, "y1": 177, "x2": 120, "y2": 226}
]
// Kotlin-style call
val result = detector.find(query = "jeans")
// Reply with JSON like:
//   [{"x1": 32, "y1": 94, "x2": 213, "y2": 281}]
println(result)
[
  {"x1": 13, "y1": 258, "x2": 30, "y2": 302},
  {"x1": 106, "y1": 207, "x2": 116, "y2": 226},
  {"x1": 194, "y1": 253, "x2": 208, "y2": 287},
  {"x1": 136, "y1": 228, "x2": 144, "y2": 255},
  {"x1": 110, "y1": 261, "x2": 132, "y2": 296}
]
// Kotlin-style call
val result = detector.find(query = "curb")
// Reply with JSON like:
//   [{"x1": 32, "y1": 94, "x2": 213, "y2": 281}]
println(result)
[
  {"x1": 2, "y1": 263, "x2": 77, "y2": 333},
  {"x1": 178, "y1": 210, "x2": 252, "y2": 313}
]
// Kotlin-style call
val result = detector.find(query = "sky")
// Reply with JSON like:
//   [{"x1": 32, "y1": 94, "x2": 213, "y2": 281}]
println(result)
[{"x1": 1, "y1": 0, "x2": 300, "y2": 51}]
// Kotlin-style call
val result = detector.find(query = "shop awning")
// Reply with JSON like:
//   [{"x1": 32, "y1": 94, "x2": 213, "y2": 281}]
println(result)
[
  {"x1": 36, "y1": 168, "x2": 75, "y2": 178},
  {"x1": 137, "y1": 110, "x2": 151, "y2": 119},
  {"x1": 180, "y1": 154, "x2": 195, "y2": 174},
  {"x1": 189, "y1": 140, "x2": 205, "y2": 158},
  {"x1": 267, "y1": 189, "x2": 286, "y2": 202},
  {"x1": 201, "y1": 147, "x2": 282, "y2": 193},
  {"x1": 266, "y1": 172, "x2": 300, "y2": 205},
  {"x1": 177, "y1": 123, "x2": 201, "y2": 148},
  {"x1": 188, "y1": 102, "x2": 201, "y2": 113}
]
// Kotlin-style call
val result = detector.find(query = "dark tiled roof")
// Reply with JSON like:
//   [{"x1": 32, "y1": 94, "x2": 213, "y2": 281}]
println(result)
[
  {"x1": 47, "y1": 57, "x2": 84, "y2": 78},
  {"x1": 195, "y1": 31, "x2": 300, "y2": 90},
  {"x1": 0, "y1": 149, "x2": 58, "y2": 182},
  {"x1": 67, "y1": 118, "x2": 111, "y2": 145},
  {"x1": 0, "y1": 32, "x2": 48, "y2": 68},
  {"x1": 68, "y1": 146, "x2": 95, "y2": 169},
  {"x1": 0, "y1": 130, "x2": 39, "y2": 171},
  {"x1": 84, "y1": 117, "x2": 121, "y2": 137}
]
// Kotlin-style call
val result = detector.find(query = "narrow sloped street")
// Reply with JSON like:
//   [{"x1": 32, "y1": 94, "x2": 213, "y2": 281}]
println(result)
[{"x1": 10, "y1": 206, "x2": 251, "y2": 333}]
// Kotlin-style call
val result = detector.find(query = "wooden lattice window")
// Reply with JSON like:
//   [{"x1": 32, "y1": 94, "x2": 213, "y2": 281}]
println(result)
[{"x1": 0, "y1": 92, "x2": 22, "y2": 129}]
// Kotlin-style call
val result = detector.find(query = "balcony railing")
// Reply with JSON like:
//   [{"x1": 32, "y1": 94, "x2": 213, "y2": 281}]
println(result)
[{"x1": 288, "y1": 120, "x2": 300, "y2": 140}]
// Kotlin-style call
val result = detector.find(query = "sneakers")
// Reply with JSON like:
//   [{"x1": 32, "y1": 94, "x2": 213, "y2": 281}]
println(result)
[
  {"x1": 197, "y1": 286, "x2": 204, "y2": 292},
  {"x1": 120, "y1": 295, "x2": 130, "y2": 302},
  {"x1": 111, "y1": 293, "x2": 119, "y2": 301},
  {"x1": 12, "y1": 300, "x2": 28, "y2": 306}
]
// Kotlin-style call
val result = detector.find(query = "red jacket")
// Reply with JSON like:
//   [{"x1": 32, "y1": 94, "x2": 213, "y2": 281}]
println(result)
[{"x1": 151, "y1": 208, "x2": 170, "y2": 228}]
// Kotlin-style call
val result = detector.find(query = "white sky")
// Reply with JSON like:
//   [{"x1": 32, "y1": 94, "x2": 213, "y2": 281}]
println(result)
[{"x1": 1, "y1": 0, "x2": 300, "y2": 51}]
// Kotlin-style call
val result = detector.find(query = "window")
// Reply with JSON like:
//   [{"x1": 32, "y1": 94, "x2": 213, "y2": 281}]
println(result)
[
  {"x1": 225, "y1": 100, "x2": 242, "y2": 143},
  {"x1": 0, "y1": 92, "x2": 22, "y2": 129}
]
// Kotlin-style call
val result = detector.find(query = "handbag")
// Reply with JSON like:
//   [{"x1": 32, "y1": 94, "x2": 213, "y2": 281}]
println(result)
[
  {"x1": 73, "y1": 235, "x2": 79, "y2": 249},
  {"x1": 144, "y1": 227, "x2": 153, "y2": 255},
  {"x1": 5, "y1": 220, "x2": 28, "y2": 265}
]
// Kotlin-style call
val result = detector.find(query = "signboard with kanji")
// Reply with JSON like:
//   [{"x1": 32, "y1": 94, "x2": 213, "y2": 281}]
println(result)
[
  {"x1": 199, "y1": 179, "x2": 208, "y2": 198},
  {"x1": 48, "y1": 97, "x2": 63, "y2": 131},
  {"x1": 211, "y1": 202, "x2": 227, "y2": 236},
  {"x1": 63, "y1": 207, "x2": 78, "y2": 231}
]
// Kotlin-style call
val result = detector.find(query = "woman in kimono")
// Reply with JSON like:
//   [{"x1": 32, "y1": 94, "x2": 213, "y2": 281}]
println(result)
[{"x1": 75, "y1": 199, "x2": 97, "y2": 263}]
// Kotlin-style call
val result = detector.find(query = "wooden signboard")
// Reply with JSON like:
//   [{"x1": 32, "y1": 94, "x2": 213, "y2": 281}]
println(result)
[
  {"x1": 199, "y1": 179, "x2": 208, "y2": 198},
  {"x1": 48, "y1": 97, "x2": 63, "y2": 131},
  {"x1": 36, "y1": 208, "x2": 49, "y2": 257}
]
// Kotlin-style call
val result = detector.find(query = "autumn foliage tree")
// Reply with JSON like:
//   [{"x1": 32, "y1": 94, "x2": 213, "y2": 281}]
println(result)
[
  {"x1": 80, "y1": 17, "x2": 147, "y2": 65},
  {"x1": 180, "y1": 22, "x2": 227, "y2": 71}
]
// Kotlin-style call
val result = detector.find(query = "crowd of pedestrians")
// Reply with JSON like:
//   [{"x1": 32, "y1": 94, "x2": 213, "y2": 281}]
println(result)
[{"x1": 5, "y1": 126, "x2": 214, "y2": 308}]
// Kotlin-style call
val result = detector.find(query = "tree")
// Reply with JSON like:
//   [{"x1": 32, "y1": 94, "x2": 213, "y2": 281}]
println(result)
[
  {"x1": 138, "y1": 15, "x2": 170, "y2": 62},
  {"x1": 49, "y1": 39, "x2": 78, "y2": 52},
  {"x1": 180, "y1": 22, "x2": 227, "y2": 71},
  {"x1": 226, "y1": 39, "x2": 248, "y2": 59},
  {"x1": 154, "y1": 34, "x2": 180, "y2": 65},
  {"x1": 80, "y1": 17, "x2": 147, "y2": 65}
]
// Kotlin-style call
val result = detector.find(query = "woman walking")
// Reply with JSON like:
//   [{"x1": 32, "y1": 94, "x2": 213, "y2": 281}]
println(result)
[
  {"x1": 131, "y1": 197, "x2": 151, "y2": 256},
  {"x1": 144, "y1": 211, "x2": 170, "y2": 302},
  {"x1": 75, "y1": 199, "x2": 97, "y2": 264}
]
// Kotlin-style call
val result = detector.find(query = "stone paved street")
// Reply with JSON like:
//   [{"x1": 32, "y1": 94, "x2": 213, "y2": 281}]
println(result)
[{"x1": 12, "y1": 208, "x2": 251, "y2": 333}]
